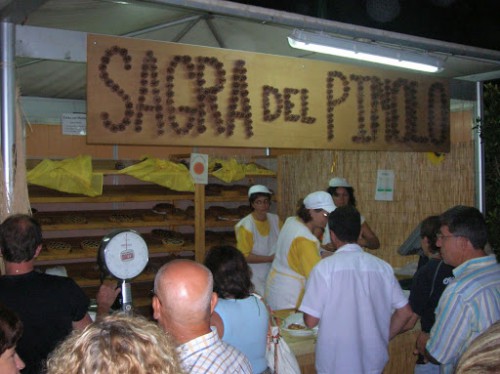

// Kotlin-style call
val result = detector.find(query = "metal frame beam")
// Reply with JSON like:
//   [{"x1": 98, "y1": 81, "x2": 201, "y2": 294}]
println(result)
[{"x1": 1, "y1": 21, "x2": 15, "y2": 211}]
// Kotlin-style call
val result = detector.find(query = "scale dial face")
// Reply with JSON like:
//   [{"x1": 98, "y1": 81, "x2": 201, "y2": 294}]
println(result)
[{"x1": 102, "y1": 230, "x2": 149, "y2": 280}]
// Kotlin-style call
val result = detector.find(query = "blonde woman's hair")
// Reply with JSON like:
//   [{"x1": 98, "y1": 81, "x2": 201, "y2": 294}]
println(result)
[
  {"x1": 455, "y1": 320, "x2": 500, "y2": 374},
  {"x1": 46, "y1": 313, "x2": 184, "y2": 374}
]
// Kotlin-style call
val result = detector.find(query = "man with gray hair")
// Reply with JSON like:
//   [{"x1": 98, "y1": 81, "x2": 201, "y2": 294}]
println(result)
[
  {"x1": 421, "y1": 205, "x2": 500, "y2": 373},
  {"x1": 152, "y1": 259, "x2": 252, "y2": 373}
]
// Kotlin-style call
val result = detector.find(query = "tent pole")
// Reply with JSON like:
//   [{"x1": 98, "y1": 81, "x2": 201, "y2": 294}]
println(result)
[
  {"x1": 474, "y1": 81, "x2": 485, "y2": 213},
  {"x1": 1, "y1": 21, "x2": 16, "y2": 214}
]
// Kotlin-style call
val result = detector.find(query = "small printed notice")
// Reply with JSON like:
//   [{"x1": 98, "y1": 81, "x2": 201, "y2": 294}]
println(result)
[
  {"x1": 62, "y1": 113, "x2": 87, "y2": 135},
  {"x1": 190, "y1": 153, "x2": 208, "y2": 185},
  {"x1": 375, "y1": 169, "x2": 394, "y2": 201}
]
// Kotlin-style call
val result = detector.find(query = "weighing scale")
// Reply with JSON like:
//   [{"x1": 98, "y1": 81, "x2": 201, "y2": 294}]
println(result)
[{"x1": 98, "y1": 229, "x2": 149, "y2": 313}]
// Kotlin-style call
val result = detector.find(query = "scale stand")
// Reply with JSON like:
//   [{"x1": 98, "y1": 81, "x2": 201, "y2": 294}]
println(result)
[
  {"x1": 120, "y1": 279, "x2": 133, "y2": 312},
  {"x1": 98, "y1": 229, "x2": 149, "y2": 314}
]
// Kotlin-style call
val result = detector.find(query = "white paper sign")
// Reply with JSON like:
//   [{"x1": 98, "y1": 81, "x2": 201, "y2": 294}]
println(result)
[
  {"x1": 190, "y1": 153, "x2": 208, "y2": 184},
  {"x1": 375, "y1": 169, "x2": 394, "y2": 201},
  {"x1": 62, "y1": 113, "x2": 87, "y2": 135}
]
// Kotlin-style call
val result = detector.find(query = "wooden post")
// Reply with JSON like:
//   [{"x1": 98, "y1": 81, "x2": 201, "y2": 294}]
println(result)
[{"x1": 194, "y1": 183, "x2": 205, "y2": 263}]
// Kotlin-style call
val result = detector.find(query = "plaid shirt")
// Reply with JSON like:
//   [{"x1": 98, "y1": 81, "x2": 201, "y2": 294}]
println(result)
[
  {"x1": 178, "y1": 327, "x2": 252, "y2": 374},
  {"x1": 427, "y1": 255, "x2": 500, "y2": 374}
]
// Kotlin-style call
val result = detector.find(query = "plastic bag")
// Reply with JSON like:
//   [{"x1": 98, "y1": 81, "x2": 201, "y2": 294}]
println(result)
[
  {"x1": 208, "y1": 158, "x2": 275, "y2": 182},
  {"x1": 244, "y1": 162, "x2": 275, "y2": 176},
  {"x1": 117, "y1": 157, "x2": 194, "y2": 192},
  {"x1": 27, "y1": 155, "x2": 103, "y2": 197},
  {"x1": 210, "y1": 158, "x2": 246, "y2": 183},
  {"x1": 266, "y1": 325, "x2": 301, "y2": 374}
]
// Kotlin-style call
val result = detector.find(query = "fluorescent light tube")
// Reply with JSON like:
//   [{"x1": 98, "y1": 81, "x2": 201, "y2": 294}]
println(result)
[{"x1": 288, "y1": 29, "x2": 443, "y2": 73}]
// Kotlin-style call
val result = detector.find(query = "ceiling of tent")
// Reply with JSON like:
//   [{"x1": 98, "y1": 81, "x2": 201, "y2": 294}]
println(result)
[{"x1": 3, "y1": 0, "x2": 500, "y2": 101}]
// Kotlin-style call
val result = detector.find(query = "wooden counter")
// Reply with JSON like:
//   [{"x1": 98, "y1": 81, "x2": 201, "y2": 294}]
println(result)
[
  {"x1": 384, "y1": 328, "x2": 419, "y2": 374},
  {"x1": 282, "y1": 331, "x2": 316, "y2": 374}
]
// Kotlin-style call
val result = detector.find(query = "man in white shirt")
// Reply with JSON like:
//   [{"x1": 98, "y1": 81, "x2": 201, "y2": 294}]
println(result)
[{"x1": 300, "y1": 205, "x2": 412, "y2": 374}]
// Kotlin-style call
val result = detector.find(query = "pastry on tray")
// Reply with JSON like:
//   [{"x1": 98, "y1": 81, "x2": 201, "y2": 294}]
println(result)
[
  {"x1": 109, "y1": 213, "x2": 134, "y2": 223},
  {"x1": 45, "y1": 241, "x2": 72, "y2": 255},
  {"x1": 168, "y1": 208, "x2": 187, "y2": 220},
  {"x1": 80, "y1": 238, "x2": 101, "y2": 253},
  {"x1": 142, "y1": 211, "x2": 165, "y2": 222},
  {"x1": 62, "y1": 214, "x2": 87, "y2": 224},
  {"x1": 152, "y1": 203, "x2": 175, "y2": 215},
  {"x1": 161, "y1": 237, "x2": 185, "y2": 250},
  {"x1": 151, "y1": 229, "x2": 183, "y2": 241},
  {"x1": 37, "y1": 216, "x2": 54, "y2": 225},
  {"x1": 217, "y1": 209, "x2": 242, "y2": 222}
]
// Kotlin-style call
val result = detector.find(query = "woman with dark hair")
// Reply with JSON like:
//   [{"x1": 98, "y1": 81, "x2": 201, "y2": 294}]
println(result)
[
  {"x1": 235, "y1": 185, "x2": 282, "y2": 296},
  {"x1": 204, "y1": 245, "x2": 269, "y2": 374},
  {"x1": 265, "y1": 191, "x2": 335, "y2": 311},
  {"x1": 0, "y1": 304, "x2": 25, "y2": 374},
  {"x1": 324, "y1": 177, "x2": 380, "y2": 250}
]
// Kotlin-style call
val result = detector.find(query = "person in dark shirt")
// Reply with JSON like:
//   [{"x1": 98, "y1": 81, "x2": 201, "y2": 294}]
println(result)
[
  {"x1": 402, "y1": 215, "x2": 454, "y2": 374},
  {"x1": 0, "y1": 214, "x2": 118, "y2": 374}
]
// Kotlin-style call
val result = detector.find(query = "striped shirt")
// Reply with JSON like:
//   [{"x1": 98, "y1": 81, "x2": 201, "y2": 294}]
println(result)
[
  {"x1": 178, "y1": 327, "x2": 252, "y2": 374},
  {"x1": 427, "y1": 255, "x2": 500, "y2": 374}
]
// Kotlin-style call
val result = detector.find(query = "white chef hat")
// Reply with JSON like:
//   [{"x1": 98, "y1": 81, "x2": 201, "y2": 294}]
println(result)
[
  {"x1": 248, "y1": 185, "x2": 272, "y2": 197},
  {"x1": 328, "y1": 177, "x2": 351, "y2": 188},
  {"x1": 304, "y1": 191, "x2": 336, "y2": 213}
]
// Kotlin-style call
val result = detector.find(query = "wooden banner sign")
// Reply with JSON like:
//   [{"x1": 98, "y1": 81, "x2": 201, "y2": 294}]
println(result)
[{"x1": 87, "y1": 34, "x2": 450, "y2": 152}]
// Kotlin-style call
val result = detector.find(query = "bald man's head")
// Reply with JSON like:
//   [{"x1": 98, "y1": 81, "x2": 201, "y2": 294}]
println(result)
[{"x1": 153, "y1": 260, "x2": 215, "y2": 336}]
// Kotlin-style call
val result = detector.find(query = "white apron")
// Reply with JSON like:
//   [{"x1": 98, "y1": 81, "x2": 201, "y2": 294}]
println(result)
[
  {"x1": 265, "y1": 216, "x2": 320, "y2": 311},
  {"x1": 235, "y1": 213, "x2": 280, "y2": 296}
]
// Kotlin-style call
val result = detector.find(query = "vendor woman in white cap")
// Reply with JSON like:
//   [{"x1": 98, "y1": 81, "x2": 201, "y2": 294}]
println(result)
[
  {"x1": 265, "y1": 191, "x2": 335, "y2": 311},
  {"x1": 235, "y1": 185, "x2": 282, "y2": 296},
  {"x1": 324, "y1": 177, "x2": 380, "y2": 250}
]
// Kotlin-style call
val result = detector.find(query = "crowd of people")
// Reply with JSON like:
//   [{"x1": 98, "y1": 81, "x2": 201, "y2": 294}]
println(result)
[{"x1": 0, "y1": 177, "x2": 499, "y2": 374}]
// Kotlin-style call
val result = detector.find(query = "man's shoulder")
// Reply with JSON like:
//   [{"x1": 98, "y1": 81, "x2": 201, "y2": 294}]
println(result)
[
  {"x1": 31, "y1": 272, "x2": 81, "y2": 287},
  {"x1": 180, "y1": 332, "x2": 252, "y2": 373},
  {"x1": 357, "y1": 249, "x2": 394, "y2": 271},
  {"x1": 444, "y1": 258, "x2": 500, "y2": 297},
  {"x1": 317, "y1": 247, "x2": 394, "y2": 276},
  {"x1": 455, "y1": 256, "x2": 500, "y2": 282},
  {"x1": 210, "y1": 341, "x2": 252, "y2": 373},
  {"x1": 0, "y1": 271, "x2": 74, "y2": 283},
  {"x1": 0, "y1": 272, "x2": 83, "y2": 298}
]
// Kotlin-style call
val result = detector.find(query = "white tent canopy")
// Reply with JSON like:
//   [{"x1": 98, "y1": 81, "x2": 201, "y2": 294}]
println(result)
[{"x1": 2, "y1": 0, "x2": 500, "y2": 101}]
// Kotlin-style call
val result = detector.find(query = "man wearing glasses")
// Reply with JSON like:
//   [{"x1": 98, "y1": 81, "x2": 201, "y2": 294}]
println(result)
[{"x1": 419, "y1": 205, "x2": 500, "y2": 374}]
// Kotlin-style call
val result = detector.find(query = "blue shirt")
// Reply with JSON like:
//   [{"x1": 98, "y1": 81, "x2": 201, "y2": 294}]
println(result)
[
  {"x1": 215, "y1": 296, "x2": 269, "y2": 373},
  {"x1": 427, "y1": 255, "x2": 500, "y2": 374}
]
